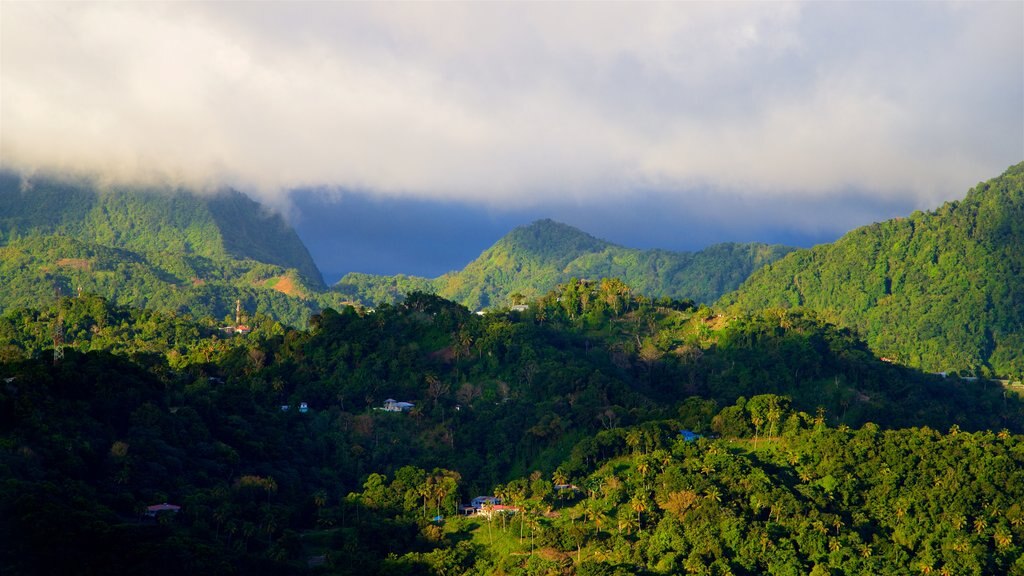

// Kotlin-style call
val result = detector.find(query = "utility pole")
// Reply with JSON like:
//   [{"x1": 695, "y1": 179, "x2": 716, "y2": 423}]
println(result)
[
  {"x1": 52, "y1": 287, "x2": 64, "y2": 365},
  {"x1": 52, "y1": 317, "x2": 64, "y2": 365}
]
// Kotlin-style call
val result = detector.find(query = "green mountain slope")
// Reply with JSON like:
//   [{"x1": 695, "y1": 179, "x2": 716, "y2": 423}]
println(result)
[
  {"x1": 3, "y1": 285, "x2": 1022, "y2": 574},
  {"x1": 722, "y1": 161, "x2": 1024, "y2": 377},
  {"x1": 0, "y1": 170, "x2": 337, "y2": 326},
  {"x1": 0, "y1": 170, "x2": 323, "y2": 286},
  {"x1": 335, "y1": 219, "x2": 795, "y2": 309}
]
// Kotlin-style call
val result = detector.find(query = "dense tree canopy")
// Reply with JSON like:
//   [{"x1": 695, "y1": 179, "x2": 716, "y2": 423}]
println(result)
[
  {"x1": 3, "y1": 163, "x2": 1024, "y2": 574},
  {"x1": 0, "y1": 170, "x2": 352, "y2": 327},
  {"x1": 335, "y1": 219, "x2": 794, "y2": 310},
  {"x1": 2, "y1": 282, "x2": 1021, "y2": 574},
  {"x1": 724, "y1": 161, "x2": 1024, "y2": 378}
]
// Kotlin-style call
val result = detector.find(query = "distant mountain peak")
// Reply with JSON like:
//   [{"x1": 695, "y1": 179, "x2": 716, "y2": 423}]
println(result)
[
  {"x1": 336, "y1": 217, "x2": 795, "y2": 310},
  {"x1": 494, "y1": 219, "x2": 610, "y2": 268}
]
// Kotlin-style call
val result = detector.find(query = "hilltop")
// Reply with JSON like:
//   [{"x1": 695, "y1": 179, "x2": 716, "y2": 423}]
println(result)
[
  {"x1": 0, "y1": 170, "x2": 338, "y2": 326},
  {"x1": 335, "y1": 219, "x2": 794, "y2": 309},
  {"x1": 722, "y1": 161, "x2": 1024, "y2": 378}
]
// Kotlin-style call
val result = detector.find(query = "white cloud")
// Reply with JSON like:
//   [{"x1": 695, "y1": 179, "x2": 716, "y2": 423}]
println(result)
[{"x1": 1, "y1": 1, "x2": 1020, "y2": 209}]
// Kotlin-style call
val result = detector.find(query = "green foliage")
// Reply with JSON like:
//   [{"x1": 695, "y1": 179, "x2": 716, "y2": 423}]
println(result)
[
  {"x1": 2, "y1": 154, "x2": 1024, "y2": 569},
  {"x1": 2, "y1": 218, "x2": 1022, "y2": 574},
  {"x1": 724, "y1": 161, "x2": 1024, "y2": 377},
  {"x1": 0, "y1": 170, "x2": 341, "y2": 327},
  {"x1": 335, "y1": 219, "x2": 794, "y2": 310},
  {"x1": 351, "y1": 403, "x2": 1024, "y2": 575}
]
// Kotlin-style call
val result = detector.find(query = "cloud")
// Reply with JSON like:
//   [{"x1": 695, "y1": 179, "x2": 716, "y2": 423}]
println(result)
[{"x1": 2, "y1": 1, "x2": 1021, "y2": 209}]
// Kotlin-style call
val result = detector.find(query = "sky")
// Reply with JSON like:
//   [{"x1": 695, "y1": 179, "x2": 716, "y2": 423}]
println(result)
[{"x1": 2, "y1": 1, "x2": 1022, "y2": 282}]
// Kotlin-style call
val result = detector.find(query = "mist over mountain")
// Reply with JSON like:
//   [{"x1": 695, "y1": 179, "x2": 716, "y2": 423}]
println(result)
[
  {"x1": 0, "y1": 170, "x2": 332, "y2": 325},
  {"x1": 2, "y1": 2, "x2": 1022, "y2": 572},
  {"x1": 0, "y1": 170, "x2": 322, "y2": 286},
  {"x1": 334, "y1": 219, "x2": 795, "y2": 309}
]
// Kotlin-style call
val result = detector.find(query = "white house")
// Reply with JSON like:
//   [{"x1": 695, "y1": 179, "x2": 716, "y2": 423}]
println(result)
[
  {"x1": 470, "y1": 496, "x2": 501, "y2": 509},
  {"x1": 383, "y1": 398, "x2": 415, "y2": 412},
  {"x1": 145, "y1": 503, "x2": 181, "y2": 517}
]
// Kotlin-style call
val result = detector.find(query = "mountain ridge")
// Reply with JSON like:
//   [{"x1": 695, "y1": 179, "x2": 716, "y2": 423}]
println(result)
[
  {"x1": 0, "y1": 170, "x2": 339, "y2": 326},
  {"x1": 0, "y1": 170, "x2": 324, "y2": 287},
  {"x1": 335, "y1": 218, "x2": 796, "y2": 309},
  {"x1": 722, "y1": 161, "x2": 1024, "y2": 377}
]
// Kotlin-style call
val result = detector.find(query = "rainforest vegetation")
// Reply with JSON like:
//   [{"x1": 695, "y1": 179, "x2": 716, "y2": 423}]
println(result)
[
  {"x1": 335, "y1": 219, "x2": 795, "y2": 310},
  {"x1": 724, "y1": 162, "x2": 1024, "y2": 379},
  {"x1": 1, "y1": 283, "x2": 1022, "y2": 575},
  {"x1": 3, "y1": 163, "x2": 1024, "y2": 574},
  {"x1": 0, "y1": 170, "x2": 350, "y2": 327}
]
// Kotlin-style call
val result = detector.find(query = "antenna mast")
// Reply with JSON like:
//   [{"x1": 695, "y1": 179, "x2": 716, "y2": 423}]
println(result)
[{"x1": 52, "y1": 287, "x2": 64, "y2": 364}]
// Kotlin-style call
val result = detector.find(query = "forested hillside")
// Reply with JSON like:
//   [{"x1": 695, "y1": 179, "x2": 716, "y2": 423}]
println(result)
[
  {"x1": 2, "y1": 282, "x2": 1021, "y2": 574},
  {"x1": 4, "y1": 166, "x2": 1024, "y2": 574},
  {"x1": 335, "y1": 219, "x2": 794, "y2": 309},
  {"x1": 0, "y1": 170, "x2": 342, "y2": 326},
  {"x1": 723, "y1": 162, "x2": 1024, "y2": 378},
  {"x1": 0, "y1": 170, "x2": 323, "y2": 285}
]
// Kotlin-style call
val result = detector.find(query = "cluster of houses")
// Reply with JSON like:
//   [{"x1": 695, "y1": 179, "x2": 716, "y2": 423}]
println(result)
[{"x1": 274, "y1": 398, "x2": 417, "y2": 416}]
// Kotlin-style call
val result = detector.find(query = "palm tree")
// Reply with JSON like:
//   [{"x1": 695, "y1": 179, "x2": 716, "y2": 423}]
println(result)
[
  {"x1": 568, "y1": 521, "x2": 587, "y2": 564},
  {"x1": 704, "y1": 486, "x2": 721, "y2": 504},
  {"x1": 241, "y1": 521, "x2": 257, "y2": 551},
  {"x1": 440, "y1": 471, "x2": 461, "y2": 517},
  {"x1": 949, "y1": 513, "x2": 966, "y2": 531},
  {"x1": 591, "y1": 508, "x2": 608, "y2": 534},
  {"x1": 635, "y1": 456, "x2": 652, "y2": 485},
  {"x1": 601, "y1": 474, "x2": 623, "y2": 501},
  {"x1": 833, "y1": 517, "x2": 844, "y2": 536},
  {"x1": 213, "y1": 504, "x2": 232, "y2": 540},
  {"x1": 812, "y1": 520, "x2": 827, "y2": 535},
  {"x1": 625, "y1": 429, "x2": 643, "y2": 454},
  {"x1": 313, "y1": 490, "x2": 328, "y2": 509},
  {"x1": 418, "y1": 479, "x2": 432, "y2": 518},
  {"x1": 1007, "y1": 504, "x2": 1024, "y2": 528},
  {"x1": 224, "y1": 520, "x2": 240, "y2": 549},
  {"x1": 262, "y1": 507, "x2": 279, "y2": 545},
  {"x1": 994, "y1": 529, "x2": 1013, "y2": 549},
  {"x1": 494, "y1": 484, "x2": 510, "y2": 530},
  {"x1": 767, "y1": 401, "x2": 783, "y2": 439},
  {"x1": 617, "y1": 506, "x2": 638, "y2": 535},
  {"x1": 630, "y1": 494, "x2": 649, "y2": 532},
  {"x1": 522, "y1": 510, "x2": 541, "y2": 553},
  {"x1": 552, "y1": 469, "x2": 569, "y2": 501},
  {"x1": 581, "y1": 498, "x2": 608, "y2": 534},
  {"x1": 752, "y1": 415, "x2": 764, "y2": 443}
]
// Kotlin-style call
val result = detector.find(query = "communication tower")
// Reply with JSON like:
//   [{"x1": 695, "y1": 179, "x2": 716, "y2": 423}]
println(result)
[
  {"x1": 52, "y1": 315, "x2": 64, "y2": 364},
  {"x1": 51, "y1": 286, "x2": 65, "y2": 364}
]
